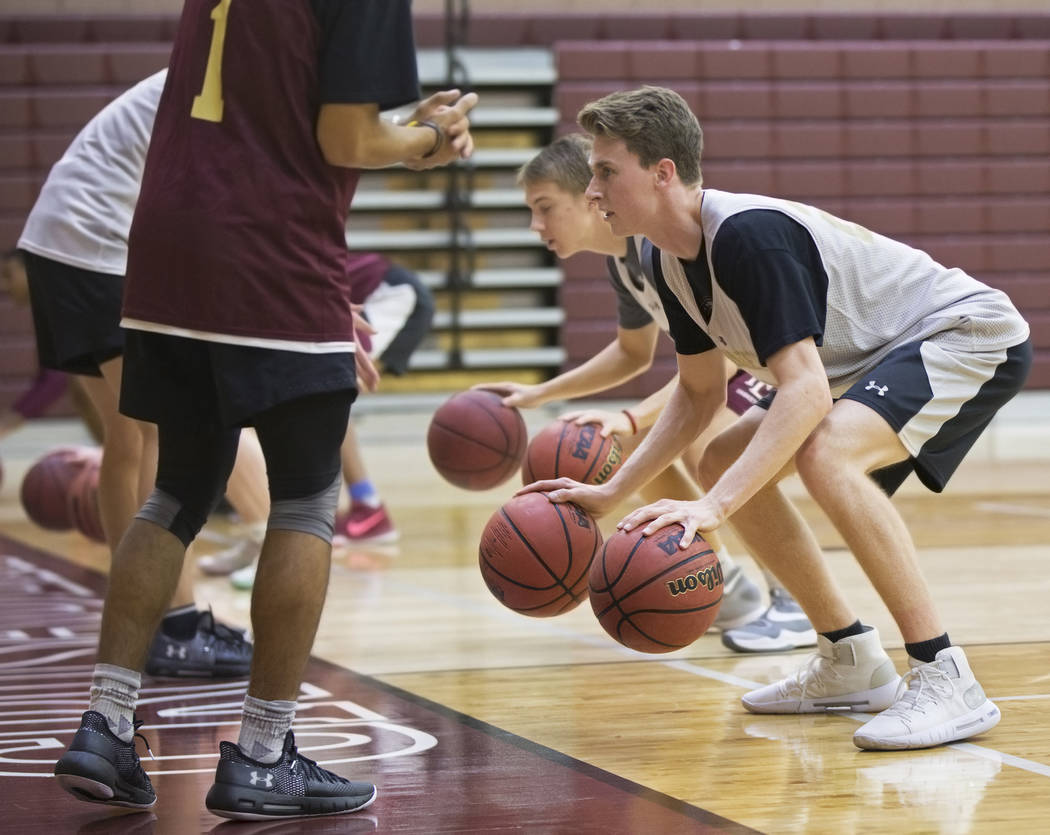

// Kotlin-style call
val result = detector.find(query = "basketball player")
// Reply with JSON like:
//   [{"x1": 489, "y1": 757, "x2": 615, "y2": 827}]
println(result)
[
  {"x1": 14, "y1": 73, "x2": 253, "y2": 679},
  {"x1": 480, "y1": 135, "x2": 816, "y2": 653},
  {"x1": 220, "y1": 255, "x2": 436, "y2": 588},
  {"x1": 53, "y1": 0, "x2": 476, "y2": 821},
  {"x1": 527, "y1": 86, "x2": 1030, "y2": 751}
]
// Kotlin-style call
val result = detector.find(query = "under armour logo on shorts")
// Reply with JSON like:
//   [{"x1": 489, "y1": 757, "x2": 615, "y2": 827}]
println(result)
[{"x1": 865, "y1": 380, "x2": 889, "y2": 397}]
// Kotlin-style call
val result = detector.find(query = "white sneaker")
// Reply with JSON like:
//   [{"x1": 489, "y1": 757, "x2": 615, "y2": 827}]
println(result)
[
  {"x1": 198, "y1": 538, "x2": 261, "y2": 576},
  {"x1": 721, "y1": 588, "x2": 818, "y2": 653},
  {"x1": 742, "y1": 628, "x2": 900, "y2": 714},
  {"x1": 230, "y1": 559, "x2": 257, "y2": 591},
  {"x1": 853, "y1": 646, "x2": 1001, "y2": 750},
  {"x1": 712, "y1": 564, "x2": 765, "y2": 631}
]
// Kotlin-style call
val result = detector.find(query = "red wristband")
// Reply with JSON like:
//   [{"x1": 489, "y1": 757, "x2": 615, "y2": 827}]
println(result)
[{"x1": 622, "y1": 409, "x2": 638, "y2": 435}]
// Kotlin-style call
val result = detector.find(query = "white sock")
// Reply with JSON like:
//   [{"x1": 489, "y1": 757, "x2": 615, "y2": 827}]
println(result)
[
  {"x1": 89, "y1": 663, "x2": 140, "y2": 742},
  {"x1": 237, "y1": 695, "x2": 296, "y2": 764}
]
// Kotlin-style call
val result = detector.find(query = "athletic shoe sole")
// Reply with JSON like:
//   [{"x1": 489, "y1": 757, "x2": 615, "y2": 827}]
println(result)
[
  {"x1": 334, "y1": 529, "x2": 400, "y2": 545},
  {"x1": 144, "y1": 662, "x2": 250, "y2": 678},
  {"x1": 721, "y1": 626, "x2": 818, "y2": 653},
  {"x1": 743, "y1": 676, "x2": 902, "y2": 715},
  {"x1": 54, "y1": 750, "x2": 156, "y2": 809},
  {"x1": 854, "y1": 700, "x2": 1001, "y2": 750},
  {"x1": 205, "y1": 783, "x2": 377, "y2": 820}
]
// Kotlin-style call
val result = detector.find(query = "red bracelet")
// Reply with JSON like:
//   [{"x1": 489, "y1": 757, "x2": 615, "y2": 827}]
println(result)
[{"x1": 622, "y1": 409, "x2": 638, "y2": 435}]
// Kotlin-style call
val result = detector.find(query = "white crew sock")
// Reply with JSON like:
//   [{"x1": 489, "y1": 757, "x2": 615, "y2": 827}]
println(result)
[
  {"x1": 89, "y1": 663, "x2": 140, "y2": 742},
  {"x1": 237, "y1": 695, "x2": 296, "y2": 764}
]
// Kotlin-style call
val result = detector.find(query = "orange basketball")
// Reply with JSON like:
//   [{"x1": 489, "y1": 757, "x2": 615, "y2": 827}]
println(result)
[
  {"x1": 20, "y1": 446, "x2": 93, "y2": 531},
  {"x1": 589, "y1": 525, "x2": 722, "y2": 653},
  {"x1": 478, "y1": 492, "x2": 602, "y2": 617},
  {"x1": 521, "y1": 420, "x2": 623, "y2": 486},
  {"x1": 427, "y1": 390, "x2": 528, "y2": 490},
  {"x1": 68, "y1": 451, "x2": 105, "y2": 544}
]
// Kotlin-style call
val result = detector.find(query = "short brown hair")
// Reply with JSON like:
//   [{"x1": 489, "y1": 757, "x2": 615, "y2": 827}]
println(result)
[
  {"x1": 517, "y1": 133, "x2": 593, "y2": 195},
  {"x1": 578, "y1": 86, "x2": 703, "y2": 186}
]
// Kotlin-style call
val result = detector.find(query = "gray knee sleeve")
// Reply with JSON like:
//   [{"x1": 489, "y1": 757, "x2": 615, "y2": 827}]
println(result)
[
  {"x1": 136, "y1": 489, "x2": 202, "y2": 547},
  {"x1": 267, "y1": 473, "x2": 342, "y2": 543}
]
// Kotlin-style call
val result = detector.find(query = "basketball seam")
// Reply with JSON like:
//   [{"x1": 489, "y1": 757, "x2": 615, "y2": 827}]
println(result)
[
  {"x1": 490, "y1": 504, "x2": 575, "y2": 597},
  {"x1": 430, "y1": 421, "x2": 520, "y2": 459}
]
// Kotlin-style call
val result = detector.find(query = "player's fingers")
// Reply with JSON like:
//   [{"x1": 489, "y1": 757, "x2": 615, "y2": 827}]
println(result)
[
  {"x1": 618, "y1": 504, "x2": 661, "y2": 531},
  {"x1": 422, "y1": 89, "x2": 461, "y2": 109},
  {"x1": 641, "y1": 512, "x2": 681, "y2": 537},
  {"x1": 515, "y1": 477, "x2": 575, "y2": 496},
  {"x1": 453, "y1": 91, "x2": 479, "y2": 114},
  {"x1": 676, "y1": 520, "x2": 700, "y2": 547}
]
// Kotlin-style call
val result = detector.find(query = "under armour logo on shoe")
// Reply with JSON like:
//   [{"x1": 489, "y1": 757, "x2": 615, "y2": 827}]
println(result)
[
  {"x1": 865, "y1": 380, "x2": 889, "y2": 397},
  {"x1": 165, "y1": 643, "x2": 188, "y2": 659},
  {"x1": 249, "y1": 771, "x2": 274, "y2": 788}
]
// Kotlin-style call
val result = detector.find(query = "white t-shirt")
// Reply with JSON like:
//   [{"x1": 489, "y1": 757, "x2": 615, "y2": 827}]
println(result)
[{"x1": 17, "y1": 71, "x2": 166, "y2": 275}]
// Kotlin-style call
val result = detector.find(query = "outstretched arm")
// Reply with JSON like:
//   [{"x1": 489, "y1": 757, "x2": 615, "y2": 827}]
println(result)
[
  {"x1": 518, "y1": 349, "x2": 727, "y2": 517},
  {"x1": 479, "y1": 322, "x2": 659, "y2": 409}
]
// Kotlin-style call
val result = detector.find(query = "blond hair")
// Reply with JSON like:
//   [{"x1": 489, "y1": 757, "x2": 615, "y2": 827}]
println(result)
[{"x1": 517, "y1": 133, "x2": 594, "y2": 195}]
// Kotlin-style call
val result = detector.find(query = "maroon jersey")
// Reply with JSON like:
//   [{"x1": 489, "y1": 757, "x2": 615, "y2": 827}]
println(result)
[{"x1": 123, "y1": 0, "x2": 419, "y2": 349}]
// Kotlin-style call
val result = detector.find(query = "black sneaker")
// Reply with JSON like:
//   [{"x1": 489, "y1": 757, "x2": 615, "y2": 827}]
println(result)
[
  {"x1": 54, "y1": 710, "x2": 156, "y2": 808},
  {"x1": 205, "y1": 731, "x2": 377, "y2": 820},
  {"x1": 144, "y1": 609, "x2": 252, "y2": 678}
]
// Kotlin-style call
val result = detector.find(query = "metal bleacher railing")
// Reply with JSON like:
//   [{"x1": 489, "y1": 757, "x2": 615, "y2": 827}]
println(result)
[{"x1": 346, "y1": 6, "x2": 564, "y2": 377}]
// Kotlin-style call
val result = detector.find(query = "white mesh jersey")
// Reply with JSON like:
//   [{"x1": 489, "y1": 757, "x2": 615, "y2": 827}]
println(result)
[
  {"x1": 18, "y1": 71, "x2": 166, "y2": 275},
  {"x1": 606, "y1": 235, "x2": 669, "y2": 332},
  {"x1": 655, "y1": 189, "x2": 1030, "y2": 397}
]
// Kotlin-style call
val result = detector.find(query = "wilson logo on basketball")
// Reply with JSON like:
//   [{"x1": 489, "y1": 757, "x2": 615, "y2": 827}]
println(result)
[
  {"x1": 592, "y1": 444, "x2": 622, "y2": 485},
  {"x1": 666, "y1": 562, "x2": 724, "y2": 597}
]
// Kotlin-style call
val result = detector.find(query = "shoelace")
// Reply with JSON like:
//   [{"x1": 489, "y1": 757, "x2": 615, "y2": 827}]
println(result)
[
  {"x1": 199, "y1": 608, "x2": 248, "y2": 647},
  {"x1": 132, "y1": 716, "x2": 156, "y2": 761},
  {"x1": 882, "y1": 663, "x2": 954, "y2": 718},
  {"x1": 289, "y1": 745, "x2": 346, "y2": 785},
  {"x1": 784, "y1": 650, "x2": 841, "y2": 697}
]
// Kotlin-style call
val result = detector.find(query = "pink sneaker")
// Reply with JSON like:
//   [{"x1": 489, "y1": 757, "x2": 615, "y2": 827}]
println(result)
[{"x1": 337, "y1": 503, "x2": 400, "y2": 544}]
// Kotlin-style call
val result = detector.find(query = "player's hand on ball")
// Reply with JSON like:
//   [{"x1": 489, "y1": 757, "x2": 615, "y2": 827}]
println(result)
[
  {"x1": 558, "y1": 408, "x2": 629, "y2": 438},
  {"x1": 618, "y1": 498, "x2": 723, "y2": 547},
  {"x1": 472, "y1": 381, "x2": 543, "y2": 408},
  {"x1": 516, "y1": 477, "x2": 618, "y2": 518}
]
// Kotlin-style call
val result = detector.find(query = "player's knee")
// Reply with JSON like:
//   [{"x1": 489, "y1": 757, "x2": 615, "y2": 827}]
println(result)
[
  {"x1": 698, "y1": 432, "x2": 737, "y2": 490},
  {"x1": 267, "y1": 472, "x2": 342, "y2": 543},
  {"x1": 136, "y1": 488, "x2": 212, "y2": 548},
  {"x1": 795, "y1": 424, "x2": 850, "y2": 490}
]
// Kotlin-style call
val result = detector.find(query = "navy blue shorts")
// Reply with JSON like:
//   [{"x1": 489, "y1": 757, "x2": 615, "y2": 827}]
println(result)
[{"x1": 754, "y1": 338, "x2": 1032, "y2": 494}]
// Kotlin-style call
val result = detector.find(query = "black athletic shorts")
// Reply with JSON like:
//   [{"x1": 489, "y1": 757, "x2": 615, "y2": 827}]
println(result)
[
  {"x1": 22, "y1": 250, "x2": 124, "y2": 377},
  {"x1": 120, "y1": 329, "x2": 358, "y2": 430}
]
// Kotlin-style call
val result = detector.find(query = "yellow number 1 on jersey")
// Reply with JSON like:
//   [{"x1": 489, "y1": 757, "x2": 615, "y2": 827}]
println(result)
[{"x1": 191, "y1": 0, "x2": 232, "y2": 123}]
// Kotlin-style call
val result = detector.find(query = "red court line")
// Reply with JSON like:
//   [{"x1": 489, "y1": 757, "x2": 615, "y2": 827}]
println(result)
[{"x1": 0, "y1": 534, "x2": 759, "y2": 834}]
